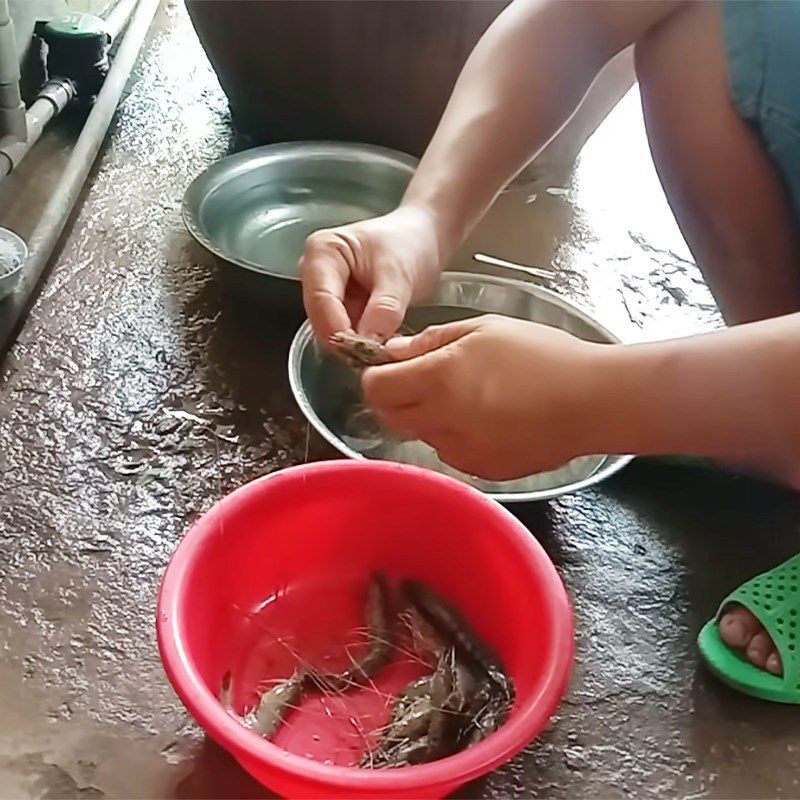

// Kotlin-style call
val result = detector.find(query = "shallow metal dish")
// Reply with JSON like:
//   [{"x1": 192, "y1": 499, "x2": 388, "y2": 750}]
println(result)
[
  {"x1": 0, "y1": 227, "x2": 27, "y2": 302},
  {"x1": 289, "y1": 270, "x2": 633, "y2": 503},
  {"x1": 183, "y1": 141, "x2": 418, "y2": 280}
]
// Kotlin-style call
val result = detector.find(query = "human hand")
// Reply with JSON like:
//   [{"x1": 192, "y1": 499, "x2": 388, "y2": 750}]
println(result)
[
  {"x1": 299, "y1": 205, "x2": 443, "y2": 342},
  {"x1": 362, "y1": 314, "x2": 606, "y2": 480}
]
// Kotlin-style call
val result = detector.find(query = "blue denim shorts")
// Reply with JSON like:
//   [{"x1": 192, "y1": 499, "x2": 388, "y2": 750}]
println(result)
[{"x1": 723, "y1": 0, "x2": 800, "y2": 220}]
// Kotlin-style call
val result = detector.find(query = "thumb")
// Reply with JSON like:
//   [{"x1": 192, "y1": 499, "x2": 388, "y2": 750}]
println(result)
[
  {"x1": 384, "y1": 318, "x2": 482, "y2": 361},
  {"x1": 357, "y1": 273, "x2": 413, "y2": 339}
]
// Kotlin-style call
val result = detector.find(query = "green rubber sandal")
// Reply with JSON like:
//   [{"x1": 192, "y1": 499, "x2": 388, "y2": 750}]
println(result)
[{"x1": 698, "y1": 553, "x2": 800, "y2": 703}]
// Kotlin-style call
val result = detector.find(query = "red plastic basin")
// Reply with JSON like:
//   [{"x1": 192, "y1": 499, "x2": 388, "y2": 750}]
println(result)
[{"x1": 157, "y1": 460, "x2": 574, "y2": 798}]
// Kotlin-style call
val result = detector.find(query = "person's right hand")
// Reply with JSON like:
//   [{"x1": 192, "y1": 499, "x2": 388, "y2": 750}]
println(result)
[
  {"x1": 362, "y1": 315, "x2": 603, "y2": 481},
  {"x1": 299, "y1": 205, "x2": 443, "y2": 341}
]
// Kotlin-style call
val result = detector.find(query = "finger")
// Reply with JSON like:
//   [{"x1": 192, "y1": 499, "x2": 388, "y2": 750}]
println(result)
[
  {"x1": 433, "y1": 447, "x2": 516, "y2": 482},
  {"x1": 300, "y1": 235, "x2": 352, "y2": 339},
  {"x1": 362, "y1": 357, "x2": 436, "y2": 410},
  {"x1": 431, "y1": 432, "x2": 518, "y2": 481},
  {"x1": 344, "y1": 283, "x2": 369, "y2": 332},
  {"x1": 379, "y1": 404, "x2": 441, "y2": 441},
  {"x1": 357, "y1": 270, "x2": 413, "y2": 339},
  {"x1": 384, "y1": 318, "x2": 483, "y2": 360},
  {"x1": 432, "y1": 444, "x2": 483, "y2": 478}
]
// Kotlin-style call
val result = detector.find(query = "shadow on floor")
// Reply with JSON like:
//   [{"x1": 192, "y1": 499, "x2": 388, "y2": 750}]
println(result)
[{"x1": 172, "y1": 738, "x2": 277, "y2": 800}]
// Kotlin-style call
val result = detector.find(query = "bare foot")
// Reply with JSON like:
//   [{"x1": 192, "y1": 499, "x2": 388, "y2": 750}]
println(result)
[{"x1": 719, "y1": 605, "x2": 783, "y2": 676}]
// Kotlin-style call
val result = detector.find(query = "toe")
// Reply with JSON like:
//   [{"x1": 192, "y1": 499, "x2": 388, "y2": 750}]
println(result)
[
  {"x1": 766, "y1": 648, "x2": 783, "y2": 676},
  {"x1": 746, "y1": 630, "x2": 773, "y2": 669},
  {"x1": 718, "y1": 604, "x2": 784, "y2": 676},
  {"x1": 719, "y1": 604, "x2": 763, "y2": 649}
]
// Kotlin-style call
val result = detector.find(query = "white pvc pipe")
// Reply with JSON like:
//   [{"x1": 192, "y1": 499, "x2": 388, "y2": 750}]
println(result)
[
  {"x1": 0, "y1": 0, "x2": 141, "y2": 179},
  {"x1": 0, "y1": 79, "x2": 75, "y2": 176},
  {"x1": 105, "y1": 0, "x2": 139, "y2": 42},
  {"x1": 0, "y1": 0, "x2": 26, "y2": 141},
  {"x1": 0, "y1": 0, "x2": 159, "y2": 352}
]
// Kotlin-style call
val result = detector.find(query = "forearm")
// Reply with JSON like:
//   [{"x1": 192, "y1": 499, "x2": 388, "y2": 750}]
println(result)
[
  {"x1": 588, "y1": 314, "x2": 800, "y2": 472},
  {"x1": 403, "y1": 0, "x2": 684, "y2": 259}
]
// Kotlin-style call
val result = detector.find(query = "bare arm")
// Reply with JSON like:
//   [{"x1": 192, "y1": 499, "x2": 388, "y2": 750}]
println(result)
[
  {"x1": 362, "y1": 312, "x2": 800, "y2": 485},
  {"x1": 301, "y1": 0, "x2": 687, "y2": 338},
  {"x1": 591, "y1": 313, "x2": 800, "y2": 480},
  {"x1": 404, "y1": 0, "x2": 685, "y2": 255}
]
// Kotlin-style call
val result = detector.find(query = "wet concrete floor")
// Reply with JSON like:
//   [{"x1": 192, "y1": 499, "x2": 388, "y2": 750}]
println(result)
[{"x1": 0, "y1": 3, "x2": 798, "y2": 799}]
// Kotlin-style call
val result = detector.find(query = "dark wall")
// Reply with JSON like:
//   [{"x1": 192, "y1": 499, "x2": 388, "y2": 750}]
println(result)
[{"x1": 186, "y1": 0, "x2": 509, "y2": 157}]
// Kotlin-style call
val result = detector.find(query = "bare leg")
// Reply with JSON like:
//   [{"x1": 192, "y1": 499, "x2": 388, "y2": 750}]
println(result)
[
  {"x1": 635, "y1": 1, "x2": 800, "y2": 676},
  {"x1": 635, "y1": 1, "x2": 800, "y2": 325}
]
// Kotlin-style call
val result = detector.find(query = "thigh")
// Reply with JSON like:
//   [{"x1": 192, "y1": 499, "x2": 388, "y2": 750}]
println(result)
[
  {"x1": 725, "y1": 0, "x2": 800, "y2": 219},
  {"x1": 635, "y1": 1, "x2": 800, "y2": 324}
]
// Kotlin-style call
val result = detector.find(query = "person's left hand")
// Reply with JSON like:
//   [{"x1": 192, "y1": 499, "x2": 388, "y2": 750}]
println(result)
[{"x1": 362, "y1": 314, "x2": 603, "y2": 480}]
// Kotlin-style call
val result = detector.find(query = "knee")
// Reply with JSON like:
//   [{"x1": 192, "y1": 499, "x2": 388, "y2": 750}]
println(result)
[{"x1": 635, "y1": 2, "x2": 722, "y2": 101}]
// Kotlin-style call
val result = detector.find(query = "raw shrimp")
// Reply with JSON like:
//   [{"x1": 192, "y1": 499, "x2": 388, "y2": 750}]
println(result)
[
  {"x1": 316, "y1": 573, "x2": 394, "y2": 691},
  {"x1": 402, "y1": 580, "x2": 514, "y2": 703},
  {"x1": 219, "y1": 670, "x2": 305, "y2": 740},
  {"x1": 328, "y1": 331, "x2": 395, "y2": 368}
]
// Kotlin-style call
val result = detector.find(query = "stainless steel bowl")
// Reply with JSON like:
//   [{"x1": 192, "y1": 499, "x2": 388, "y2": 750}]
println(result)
[
  {"x1": 183, "y1": 141, "x2": 418, "y2": 280},
  {"x1": 0, "y1": 227, "x2": 27, "y2": 302},
  {"x1": 289, "y1": 270, "x2": 633, "y2": 503}
]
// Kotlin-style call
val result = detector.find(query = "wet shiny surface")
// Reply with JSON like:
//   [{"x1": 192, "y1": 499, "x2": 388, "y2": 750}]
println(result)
[
  {"x1": 455, "y1": 87, "x2": 722, "y2": 345},
  {"x1": 0, "y1": 4, "x2": 799, "y2": 799}
]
